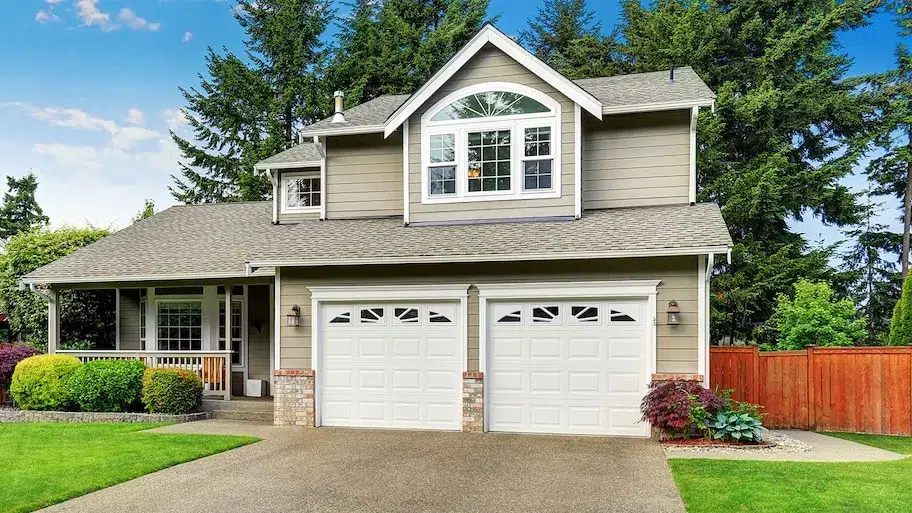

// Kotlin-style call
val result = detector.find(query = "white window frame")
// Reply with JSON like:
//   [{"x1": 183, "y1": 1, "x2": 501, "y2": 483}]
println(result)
[
  {"x1": 218, "y1": 294, "x2": 246, "y2": 370},
  {"x1": 520, "y1": 125, "x2": 555, "y2": 192},
  {"x1": 420, "y1": 82, "x2": 562, "y2": 204},
  {"x1": 154, "y1": 297, "x2": 205, "y2": 352},
  {"x1": 280, "y1": 170, "x2": 322, "y2": 214}
]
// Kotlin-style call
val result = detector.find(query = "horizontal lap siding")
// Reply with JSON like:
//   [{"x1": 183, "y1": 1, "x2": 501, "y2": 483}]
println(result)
[
  {"x1": 582, "y1": 111, "x2": 690, "y2": 209},
  {"x1": 408, "y1": 44, "x2": 575, "y2": 223},
  {"x1": 326, "y1": 133, "x2": 403, "y2": 218},
  {"x1": 278, "y1": 256, "x2": 698, "y2": 373}
]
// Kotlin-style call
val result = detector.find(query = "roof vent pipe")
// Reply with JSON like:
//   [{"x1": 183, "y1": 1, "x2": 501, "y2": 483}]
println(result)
[
  {"x1": 331, "y1": 91, "x2": 345, "y2": 123},
  {"x1": 669, "y1": 66, "x2": 675, "y2": 83}
]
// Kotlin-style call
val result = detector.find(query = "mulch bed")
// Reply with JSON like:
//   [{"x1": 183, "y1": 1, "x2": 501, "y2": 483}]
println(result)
[{"x1": 662, "y1": 438, "x2": 776, "y2": 449}]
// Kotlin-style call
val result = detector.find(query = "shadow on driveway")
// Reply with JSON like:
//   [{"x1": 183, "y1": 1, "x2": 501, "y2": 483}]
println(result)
[{"x1": 43, "y1": 420, "x2": 685, "y2": 513}]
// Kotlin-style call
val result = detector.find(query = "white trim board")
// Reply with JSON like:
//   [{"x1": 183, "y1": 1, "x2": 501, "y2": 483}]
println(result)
[
  {"x1": 383, "y1": 24, "x2": 602, "y2": 138},
  {"x1": 254, "y1": 161, "x2": 322, "y2": 171},
  {"x1": 308, "y1": 284, "x2": 471, "y2": 302}
]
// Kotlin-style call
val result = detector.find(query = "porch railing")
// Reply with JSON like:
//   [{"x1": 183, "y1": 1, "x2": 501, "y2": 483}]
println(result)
[{"x1": 57, "y1": 350, "x2": 233, "y2": 400}]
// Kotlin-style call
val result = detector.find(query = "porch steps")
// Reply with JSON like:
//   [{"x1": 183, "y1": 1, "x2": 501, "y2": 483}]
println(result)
[{"x1": 201, "y1": 398, "x2": 274, "y2": 423}]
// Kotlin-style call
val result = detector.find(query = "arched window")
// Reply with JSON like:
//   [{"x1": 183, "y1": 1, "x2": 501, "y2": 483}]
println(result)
[{"x1": 422, "y1": 83, "x2": 561, "y2": 203}]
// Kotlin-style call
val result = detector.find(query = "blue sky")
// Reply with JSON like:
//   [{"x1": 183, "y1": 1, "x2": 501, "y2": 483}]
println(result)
[{"x1": 0, "y1": 1, "x2": 907, "y2": 245}]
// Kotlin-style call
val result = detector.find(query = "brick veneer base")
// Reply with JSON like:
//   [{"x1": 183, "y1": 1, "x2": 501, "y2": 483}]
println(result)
[
  {"x1": 273, "y1": 369, "x2": 315, "y2": 427},
  {"x1": 651, "y1": 373, "x2": 704, "y2": 382},
  {"x1": 462, "y1": 371, "x2": 484, "y2": 432}
]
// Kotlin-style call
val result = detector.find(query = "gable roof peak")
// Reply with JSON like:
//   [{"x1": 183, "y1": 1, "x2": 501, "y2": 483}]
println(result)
[{"x1": 382, "y1": 23, "x2": 603, "y2": 138}]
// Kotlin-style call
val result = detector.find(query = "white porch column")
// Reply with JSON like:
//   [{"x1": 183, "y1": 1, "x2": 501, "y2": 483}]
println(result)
[
  {"x1": 145, "y1": 287, "x2": 156, "y2": 351},
  {"x1": 47, "y1": 288, "x2": 60, "y2": 354},
  {"x1": 224, "y1": 285, "x2": 233, "y2": 401}
]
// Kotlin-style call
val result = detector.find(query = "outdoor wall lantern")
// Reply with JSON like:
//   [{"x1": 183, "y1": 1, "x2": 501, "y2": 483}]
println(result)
[
  {"x1": 286, "y1": 304, "x2": 301, "y2": 327},
  {"x1": 667, "y1": 301, "x2": 681, "y2": 325}
]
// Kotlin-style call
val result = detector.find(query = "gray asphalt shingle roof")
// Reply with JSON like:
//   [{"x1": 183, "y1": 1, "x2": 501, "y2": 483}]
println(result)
[
  {"x1": 24, "y1": 202, "x2": 732, "y2": 285},
  {"x1": 254, "y1": 142, "x2": 323, "y2": 168},
  {"x1": 299, "y1": 94, "x2": 411, "y2": 134},
  {"x1": 291, "y1": 68, "x2": 713, "y2": 139}
]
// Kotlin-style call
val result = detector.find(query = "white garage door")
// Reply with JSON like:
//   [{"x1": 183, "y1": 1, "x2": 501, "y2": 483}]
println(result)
[
  {"x1": 318, "y1": 302, "x2": 463, "y2": 430},
  {"x1": 487, "y1": 300, "x2": 650, "y2": 436}
]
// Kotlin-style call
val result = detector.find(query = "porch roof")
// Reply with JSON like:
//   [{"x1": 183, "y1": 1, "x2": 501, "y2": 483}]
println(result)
[{"x1": 23, "y1": 202, "x2": 732, "y2": 286}]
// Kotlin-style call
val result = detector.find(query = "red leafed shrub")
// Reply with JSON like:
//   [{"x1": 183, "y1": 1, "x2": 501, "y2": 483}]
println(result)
[
  {"x1": 0, "y1": 345, "x2": 42, "y2": 389},
  {"x1": 640, "y1": 380, "x2": 725, "y2": 435}
]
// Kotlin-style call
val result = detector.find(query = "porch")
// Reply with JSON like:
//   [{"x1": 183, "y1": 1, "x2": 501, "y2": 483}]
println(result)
[{"x1": 45, "y1": 282, "x2": 275, "y2": 401}]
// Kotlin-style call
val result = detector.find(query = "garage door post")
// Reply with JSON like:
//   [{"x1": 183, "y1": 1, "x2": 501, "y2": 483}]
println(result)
[{"x1": 462, "y1": 371, "x2": 484, "y2": 432}]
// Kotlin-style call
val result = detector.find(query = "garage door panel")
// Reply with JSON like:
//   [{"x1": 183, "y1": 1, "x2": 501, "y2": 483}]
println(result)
[
  {"x1": 320, "y1": 301, "x2": 463, "y2": 430},
  {"x1": 488, "y1": 299, "x2": 650, "y2": 437}
]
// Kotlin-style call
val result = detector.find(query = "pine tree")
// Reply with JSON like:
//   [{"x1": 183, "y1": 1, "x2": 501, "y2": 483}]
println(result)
[
  {"x1": 171, "y1": 0, "x2": 333, "y2": 203},
  {"x1": 0, "y1": 173, "x2": 49, "y2": 240},
  {"x1": 329, "y1": 0, "x2": 490, "y2": 105},
  {"x1": 618, "y1": 0, "x2": 878, "y2": 343},
  {"x1": 841, "y1": 193, "x2": 902, "y2": 344},
  {"x1": 132, "y1": 199, "x2": 155, "y2": 224},
  {"x1": 890, "y1": 271, "x2": 912, "y2": 345},
  {"x1": 519, "y1": 0, "x2": 600, "y2": 62}
]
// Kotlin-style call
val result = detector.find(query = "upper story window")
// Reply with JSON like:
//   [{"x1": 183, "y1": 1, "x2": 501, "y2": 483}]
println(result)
[
  {"x1": 282, "y1": 171, "x2": 321, "y2": 213},
  {"x1": 421, "y1": 83, "x2": 561, "y2": 204}
]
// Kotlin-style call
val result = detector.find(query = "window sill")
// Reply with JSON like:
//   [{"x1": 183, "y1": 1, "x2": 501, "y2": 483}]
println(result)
[
  {"x1": 281, "y1": 207, "x2": 321, "y2": 214},
  {"x1": 422, "y1": 189, "x2": 560, "y2": 204}
]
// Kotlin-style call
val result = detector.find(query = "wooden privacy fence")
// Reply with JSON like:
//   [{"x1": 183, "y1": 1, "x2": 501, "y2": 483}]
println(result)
[{"x1": 711, "y1": 346, "x2": 912, "y2": 435}]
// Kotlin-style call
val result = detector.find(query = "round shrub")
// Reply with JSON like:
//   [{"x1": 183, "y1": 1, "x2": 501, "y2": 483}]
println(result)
[
  {"x1": 10, "y1": 354, "x2": 82, "y2": 411},
  {"x1": 141, "y1": 368, "x2": 203, "y2": 415},
  {"x1": 640, "y1": 379, "x2": 725, "y2": 436},
  {"x1": 68, "y1": 359, "x2": 146, "y2": 412},
  {"x1": 0, "y1": 345, "x2": 42, "y2": 389}
]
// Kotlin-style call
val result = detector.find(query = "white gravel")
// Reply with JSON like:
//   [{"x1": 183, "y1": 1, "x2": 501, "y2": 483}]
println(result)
[{"x1": 663, "y1": 430, "x2": 812, "y2": 454}]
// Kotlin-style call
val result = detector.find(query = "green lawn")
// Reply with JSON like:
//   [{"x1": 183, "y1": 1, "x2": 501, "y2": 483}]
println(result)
[
  {"x1": 0, "y1": 422, "x2": 258, "y2": 513},
  {"x1": 670, "y1": 433, "x2": 912, "y2": 513}
]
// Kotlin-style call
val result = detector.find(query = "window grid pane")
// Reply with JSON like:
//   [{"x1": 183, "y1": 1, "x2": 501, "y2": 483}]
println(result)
[
  {"x1": 523, "y1": 160, "x2": 552, "y2": 190},
  {"x1": 468, "y1": 130, "x2": 511, "y2": 192},
  {"x1": 524, "y1": 126, "x2": 551, "y2": 157},
  {"x1": 429, "y1": 165, "x2": 456, "y2": 196},
  {"x1": 285, "y1": 177, "x2": 322, "y2": 209},
  {"x1": 156, "y1": 301, "x2": 202, "y2": 351}
]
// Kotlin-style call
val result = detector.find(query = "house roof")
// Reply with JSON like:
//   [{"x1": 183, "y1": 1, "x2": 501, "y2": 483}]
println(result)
[
  {"x1": 253, "y1": 141, "x2": 323, "y2": 170},
  {"x1": 287, "y1": 67, "x2": 713, "y2": 143},
  {"x1": 23, "y1": 202, "x2": 732, "y2": 286}
]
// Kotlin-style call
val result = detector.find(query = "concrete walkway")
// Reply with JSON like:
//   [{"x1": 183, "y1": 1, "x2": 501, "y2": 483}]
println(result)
[
  {"x1": 42, "y1": 420, "x2": 685, "y2": 513},
  {"x1": 665, "y1": 430, "x2": 906, "y2": 462}
]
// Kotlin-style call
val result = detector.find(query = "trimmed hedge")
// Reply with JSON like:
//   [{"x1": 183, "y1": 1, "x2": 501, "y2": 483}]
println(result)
[
  {"x1": 141, "y1": 368, "x2": 203, "y2": 415},
  {"x1": 10, "y1": 354, "x2": 82, "y2": 411},
  {"x1": 0, "y1": 345, "x2": 42, "y2": 389},
  {"x1": 68, "y1": 359, "x2": 146, "y2": 412}
]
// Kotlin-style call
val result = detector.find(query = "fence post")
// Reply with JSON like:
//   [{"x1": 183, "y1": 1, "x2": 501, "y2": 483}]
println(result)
[
  {"x1": 807, "y1": 345, "x2": 815, "y2": 431},
  {"x1": 752, "y1": 346, "x2": 761, "y2": 404}
]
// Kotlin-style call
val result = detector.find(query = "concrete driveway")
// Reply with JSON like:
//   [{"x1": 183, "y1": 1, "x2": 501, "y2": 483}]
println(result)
[{"x1": 43, "y1": 420, "x2": 685, "y2": 513}]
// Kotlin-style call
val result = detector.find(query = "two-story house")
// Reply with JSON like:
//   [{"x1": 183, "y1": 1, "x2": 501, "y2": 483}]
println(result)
[{"x1": 23, "y1": 24, "x2": 731, "y2": 437}]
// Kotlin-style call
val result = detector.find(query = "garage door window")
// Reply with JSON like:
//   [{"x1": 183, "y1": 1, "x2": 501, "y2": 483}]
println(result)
[
  {"x1": 360, "y1": 308, "x2": 385, "y2": 324},
  {"x1": 532, "y1": 305, "x2": 560, "y2": 323},
  {"x1": 394, "y1": 307, "x2": 419, "y2": 323},
  {"x1": 570, "y1": 305, "x2": 599, "y2": 323},
  {"x1": 608, "y1": 303, "x2": 640, "y2": 323},
  {"x1": 429, "y1": 310, "x2": 453, "y2": 323}
]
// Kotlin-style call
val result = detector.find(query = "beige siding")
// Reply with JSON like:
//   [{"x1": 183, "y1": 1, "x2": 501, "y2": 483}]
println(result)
[
  {"x1": 408, "y1": 44, "x2": 576, "y2": 223},
  {"x1": 118, "y1": 289, "x2": 141, "y2": 350},
  {"x1": 246, "y1": 284, "x2": 271, "y2": 383},
  {"x1": 276, "y1": 167, "x2": 322, "y2": 224},
  {"x1": 278, "y1": 256, "x2": 699, "y2": 374},
  {"x1": 582, "y1": 110, "x2": 691, "y2": 209},
  {"x1": 325, "y1": 133, "x2": 403, "y2": 218}
]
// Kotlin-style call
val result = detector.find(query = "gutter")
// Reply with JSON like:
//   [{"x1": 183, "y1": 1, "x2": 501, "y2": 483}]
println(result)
[
  {"x1": 19, "y1": 281, "x2": 51, "y2": 301},
  {"x1": 19, "y1": 269, "x2": 276, "y2": 287},
  {"x1": 601, "y1": 99, "x2": 715, "y2": 115},
  {"x1": 248, "y1": 245, "x2": 733, "y2": 272}
]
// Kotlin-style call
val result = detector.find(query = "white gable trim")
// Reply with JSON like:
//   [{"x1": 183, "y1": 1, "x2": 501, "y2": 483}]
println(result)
[{"x1": 383, "y1": 24, "x2": 603, "y2": 138}]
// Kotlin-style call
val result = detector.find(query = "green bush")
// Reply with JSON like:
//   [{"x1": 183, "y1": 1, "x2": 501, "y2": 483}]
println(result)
[
  {"x1": 141, "y1": 368, "x2": 203, "y2": 415},
  {"x1": 9, "y1": 354, "x2": 82, "y2": 410},
  {"x1": 705, "y1": 411, "x2": 764, "y2": 442},
  {"x1": 68, "y1": 359, "x2": 145, "y2": 412},
  {"x1": 773, "y1": 280, "x2": 866, "y2": 350},
  {"x1": 890, "y1": 273, "x2": 912, "y2": 345}
]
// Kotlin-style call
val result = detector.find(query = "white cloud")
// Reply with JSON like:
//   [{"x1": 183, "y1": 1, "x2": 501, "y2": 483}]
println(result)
[
  {"x1": 46, "y1": 0, "x2": 65, "y2": 4},
  {"x1": 183, "y1": 31, "x2": 193, "y2": 43},
  {"x1": 76, "y1": 0, "x2": 118, "y2": 31},
  {"x1": 35, "y1": 10, "x2": 60, "y2": 23},
  {"x1": 6, "y1": 102, "x2": 160, "y2": 151},
  {"x1": 118, "y1": 8, "x2": 161, "y2": 32},
  {"x1": 163, "y1": 108, "x2": 190, "y2": 132},
  {"x1": 33, "y1": 143, "x2": 101, "y2": 169},
  {"x1": 126, "y1": 108, "x2": 145, "y2": 125}
]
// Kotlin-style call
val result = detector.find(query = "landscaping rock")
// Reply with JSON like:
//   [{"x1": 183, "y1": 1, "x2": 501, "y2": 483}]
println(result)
[{"x1": 0, "y1": 408, "x2": 211, "y2": 424}]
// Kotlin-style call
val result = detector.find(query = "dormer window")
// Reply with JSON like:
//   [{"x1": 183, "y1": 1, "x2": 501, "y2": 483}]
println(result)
[
  {"x1": 282, "y1": 171, "x2": 321, "y2": 213},
  {"x1": 421, "y1": 83, "x2": 561, "y2": 204}
]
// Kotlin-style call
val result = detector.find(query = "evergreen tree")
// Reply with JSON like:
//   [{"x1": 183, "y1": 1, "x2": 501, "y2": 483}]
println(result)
[
  {"x1": 519, "y1": 0, "x2": 600, "y2": 62},
  {"x1": 132, "y1": 199, "x2": 155, "y2": 224},
  {"x1": 171, "y1": 0, "x2": 333, "y2": 204},
  {"x1": 841, "y1": 193, "x2": 902, "y2": 344},
  {"x1": 329, "y1": 0, "x2": 490, "y2": 105},
  {"x1": 0, "y1": 173, "x2": 49, "y2": 241},
  {"x1": 618, "y1": 0, "x2": 878, "y2": 343},
  {"x1": 549, "y1": 33, "x2": 629, "y2": 79},
  {"x1": 891, "y1": 271, "x2": 912, "y2": 345}
]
